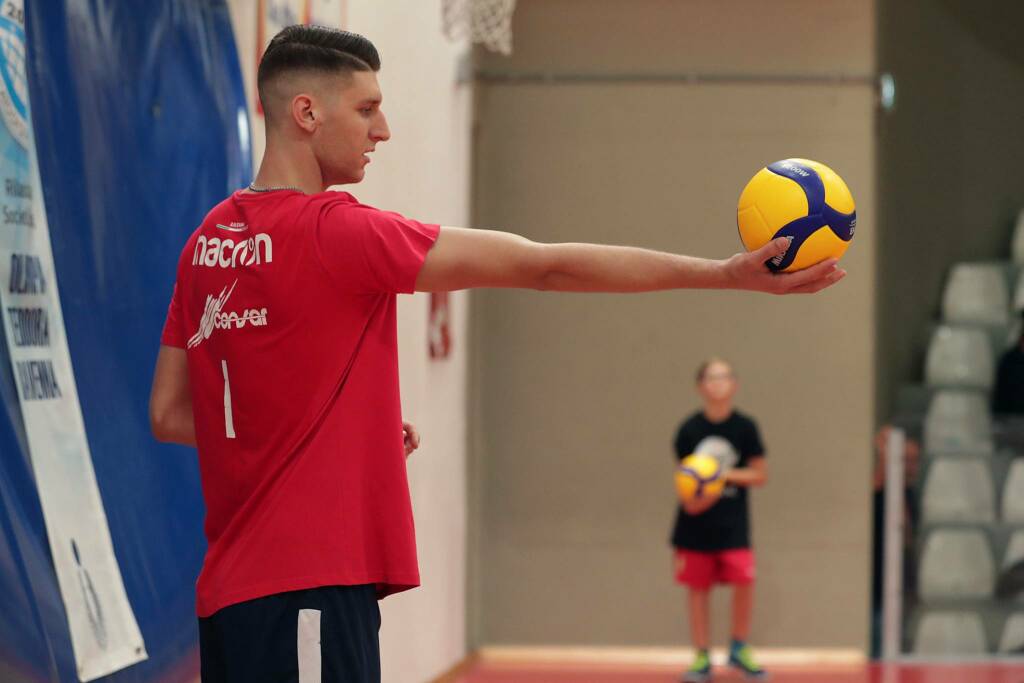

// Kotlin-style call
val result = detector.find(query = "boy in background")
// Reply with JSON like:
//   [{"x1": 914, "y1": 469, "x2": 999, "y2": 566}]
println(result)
[{"x1": 672, "y1": 358, "x2": 768, "y2": 682}]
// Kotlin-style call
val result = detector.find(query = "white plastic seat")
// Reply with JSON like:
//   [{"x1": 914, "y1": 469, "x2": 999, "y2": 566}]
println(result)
[
  {"x1": 1004, "y1": 531, "x2": 1024, "y2": 568},
  {"x1": 919, "y1": 529, "x2": 994, "y2": 600},
  {"x1": 1002, "y1": 532, "x2": 1024, "y2": 605},
  {"x1": 1002, "y1": 460, "x2": 1024, "y2": 522},
  {"x1": 914, "y1": 611, "x2": 988, "y2": 655},
  {"x1": 941, "y1": 263, "x2": 1009, "y2": 326},
  {"x1": 921, "y1": 459, "x2": 994, "y2": 523},
  {"x1": 923, "y1": 391, "x2": 993, "y2": 454},
  {"x1": 1007, "y1": 315, "x2": 1022, "y2": 347},
  {"x1": 999, "y1": 613, "x2": 1024, "y2": 653},
  {"x1": 1014, "y1": 272, "x2": 1024, "y2": 313},
  {"x1": 924, "y1": 326, "x2": 994, "y2": 390},
  {"x1": 1012, "y1": 208, "x2": 1024, "y2": 265}
]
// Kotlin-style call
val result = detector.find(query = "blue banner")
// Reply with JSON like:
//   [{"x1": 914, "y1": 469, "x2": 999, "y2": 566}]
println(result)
[{"x1": 0, "y1": 1, "x2": 251, "y2": 681}]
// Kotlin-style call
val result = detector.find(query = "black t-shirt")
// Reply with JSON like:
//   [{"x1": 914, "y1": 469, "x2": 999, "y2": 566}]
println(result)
[{"x1": 670, "y1": 410, "x2": 765, "y2": 551}]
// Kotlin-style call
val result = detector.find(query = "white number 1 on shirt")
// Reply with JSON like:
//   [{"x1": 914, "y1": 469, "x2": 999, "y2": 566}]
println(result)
[{"x1": 221, "y1": 360, "x2": 236, "y2": 439}]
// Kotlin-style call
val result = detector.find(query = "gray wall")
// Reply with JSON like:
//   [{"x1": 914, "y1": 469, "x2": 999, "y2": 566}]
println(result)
[
  {"x1": 876, "y1": 0, "x2": 1024, "y2": 419},
  {"x1": 469, "y1": 1, "x2": 876, "y2": 650}
]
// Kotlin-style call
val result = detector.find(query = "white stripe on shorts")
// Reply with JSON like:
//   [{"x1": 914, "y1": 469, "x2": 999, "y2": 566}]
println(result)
[{"x1": 297, "y1": 608, "x2": 322, "y2": 683}]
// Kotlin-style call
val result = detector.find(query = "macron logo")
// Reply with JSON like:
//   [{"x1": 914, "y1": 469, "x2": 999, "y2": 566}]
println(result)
[{"x1": 193, "y1": 233, "x2": 273, "y2": 269}]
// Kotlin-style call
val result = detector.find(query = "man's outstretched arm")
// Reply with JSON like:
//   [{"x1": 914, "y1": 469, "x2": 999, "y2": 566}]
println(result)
[
  {"x1": 150, "y1": 345, "x2": 197, "y2": 447},
  {"x1": 414, "y1": 227, "x2": 845, "y2": 295}
]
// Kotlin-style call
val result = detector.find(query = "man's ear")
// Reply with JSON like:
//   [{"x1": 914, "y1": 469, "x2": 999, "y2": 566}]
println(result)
[{"x1": 291, "y1": 93, "x2": 318, "y2": 132}]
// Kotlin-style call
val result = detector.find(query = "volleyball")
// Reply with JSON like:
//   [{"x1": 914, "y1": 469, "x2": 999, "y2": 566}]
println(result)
[
  {"x1": 737, "y1": 158, "x2": 857, "y2": 272},
  {"x1": 674, "y1": 453, "x2": 726, "y2": 504}
]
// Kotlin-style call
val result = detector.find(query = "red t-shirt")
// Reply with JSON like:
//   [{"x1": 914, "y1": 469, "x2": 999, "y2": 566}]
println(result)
[{"x1": 161, "y1": 189, "x2": 439, "y2": 617}]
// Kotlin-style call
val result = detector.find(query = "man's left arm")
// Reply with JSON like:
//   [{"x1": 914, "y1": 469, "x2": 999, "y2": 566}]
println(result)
[
  {"x1": 403, "y1": 421, "x2": 420, "y2": 458},
  {"x1": 150, "y1": 345, "x2": 197, "y2": 447}
]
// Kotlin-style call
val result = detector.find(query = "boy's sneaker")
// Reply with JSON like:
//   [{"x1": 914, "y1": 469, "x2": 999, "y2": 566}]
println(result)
[
  {"x1": 681, "y1": 649, "x2": 712, "y2": 682},
  {"x1": 728, "y1": 642, "x2": 768, "y2": 680}
]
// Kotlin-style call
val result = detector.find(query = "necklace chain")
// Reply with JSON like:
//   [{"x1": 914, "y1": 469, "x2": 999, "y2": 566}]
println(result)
[{"x1": 247, "y1": 182, "x2": 303, "y2": 193}]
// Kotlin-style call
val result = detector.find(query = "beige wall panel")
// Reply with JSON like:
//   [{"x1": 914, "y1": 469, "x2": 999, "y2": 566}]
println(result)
[
  {"x1": 481, "y1": 0, "x2": 874, "y2": 76},
  {"x1": 472, "y1": 81, "x2": 875, "y2": 648}
]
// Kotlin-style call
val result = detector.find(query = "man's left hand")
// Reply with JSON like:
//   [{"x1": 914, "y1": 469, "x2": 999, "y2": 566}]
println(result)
[{"x1": 403, "y1": 422, "x2": 421, "y2": 458}]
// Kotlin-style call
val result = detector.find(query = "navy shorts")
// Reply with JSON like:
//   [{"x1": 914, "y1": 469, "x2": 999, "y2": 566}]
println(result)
[{"x1": 198, "y1": 584, "x2": 381, "y2": 683}]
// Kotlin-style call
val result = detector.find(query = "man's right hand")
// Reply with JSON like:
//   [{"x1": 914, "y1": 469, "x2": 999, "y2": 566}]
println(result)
[{"x1": 723, "y1": 237, "x2": 847, "y2": 295}]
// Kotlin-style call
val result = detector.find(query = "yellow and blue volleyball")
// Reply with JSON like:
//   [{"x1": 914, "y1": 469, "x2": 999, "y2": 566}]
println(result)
[
  {"x1": 737, "y1": 158, "x2": 856, "y2": 272},
  {"x1": 674, "y1": 453, "x2": 725, "y2": 504}
]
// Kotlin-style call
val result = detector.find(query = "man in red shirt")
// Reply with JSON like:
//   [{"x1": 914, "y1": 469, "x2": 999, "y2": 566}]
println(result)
[{"x1": 149, "y1": 25, "x2": 844, "y2": 683}]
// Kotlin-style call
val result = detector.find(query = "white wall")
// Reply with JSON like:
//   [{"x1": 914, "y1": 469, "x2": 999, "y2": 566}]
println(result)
[{"x1": 227, "y1": 3, "x2": 472, "y2": 681}]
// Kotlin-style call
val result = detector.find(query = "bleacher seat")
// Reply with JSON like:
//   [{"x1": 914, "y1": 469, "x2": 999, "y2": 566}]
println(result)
[
  {"x1": 941, "y1": 263, "x2": 1009, "y2": 326},
  {"x1": 921, "y1": 459, "x2": 994, "y2": 524},
  {"x1": 1007, "y1": 315, "x2": 1022, "y2": 348},
  {"x1": 924, "y1": 326, "x2": 994, "y2": 390},
  {"x1": 1012, "y1": 208, "x2": 1024, "y2": 265},
  {"x1": 999, "y1": 613, "x2": 1024, "y2": 653},
  {"x1": 913, "y1": 610, "x2": 988, "y2": 655},
  {"x1": 919, "y1": 529, "x2": 994, "y2": 600},
  {"x1": 1003, "y1": 460, "x2": 1024, "y2": 522},
  {"x1": 923, "y1": 391, "x2": 993, "y2": 454},
  {"x1": 1014, "y1": 272, "x2": 1024, "y2": 313},
  {"x1": 1004, "y1": 531, "x2": 1024, "y2": 568},
  {"x1": 1001, "y1": 532, "x2": 1024, "y2": 605}
]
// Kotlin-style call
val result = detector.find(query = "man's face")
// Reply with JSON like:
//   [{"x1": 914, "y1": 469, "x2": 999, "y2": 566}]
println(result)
[
  {"x1": 697, "y1": 361, "x2": 737, "y2": 404},
  {"x1": 312, "y1": 70, "x2": 390, "y2": 186}
]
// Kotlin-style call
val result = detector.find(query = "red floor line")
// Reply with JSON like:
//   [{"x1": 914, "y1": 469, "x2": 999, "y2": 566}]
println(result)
[{"x1": 453, "y1": 662, "x2": 1024, "y2": 683}]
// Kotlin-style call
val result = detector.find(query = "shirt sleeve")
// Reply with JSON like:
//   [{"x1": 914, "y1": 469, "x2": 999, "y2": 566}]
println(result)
[
  {"x1": 315, "y1": 200, "x2": 440, "y2": 294},
  {"x1": 673, "y1": 422, "x2": 695, "y2": 460},
  {"x1": 160, "y1": 282, "x2": 186, "y2": 348},
  {"x1": 746, "y1": 418, "x2": 766, "y2": 458}
]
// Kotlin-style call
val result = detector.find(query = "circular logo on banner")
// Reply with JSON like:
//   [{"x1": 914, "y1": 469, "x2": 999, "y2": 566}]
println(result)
[{"x1": 0, "y1": 2, "x2": 29, "y2": 150}]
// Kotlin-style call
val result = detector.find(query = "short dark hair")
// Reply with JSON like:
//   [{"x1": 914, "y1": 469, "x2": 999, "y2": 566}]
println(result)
[
  {"x1": 695, "y1": 357, "x2": 733, "y2": 383},
  {"x1": 257, "y1": 25, "x2": 381, "y2": 118}
]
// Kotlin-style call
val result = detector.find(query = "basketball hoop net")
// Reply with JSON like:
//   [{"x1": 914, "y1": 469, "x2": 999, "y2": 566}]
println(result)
[{"x1": 442, "y1": 0, "x2": 516, "y2": 55}]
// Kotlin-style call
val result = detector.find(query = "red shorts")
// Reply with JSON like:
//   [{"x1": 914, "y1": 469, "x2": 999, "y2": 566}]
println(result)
[{"x1": 674, "y1": 549, "x2": 756, "y2": 590}]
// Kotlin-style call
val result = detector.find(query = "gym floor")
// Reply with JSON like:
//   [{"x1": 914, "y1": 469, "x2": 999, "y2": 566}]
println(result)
[{"x1": 452, "y1": 661, "x2": 1024, "y2": 682}]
